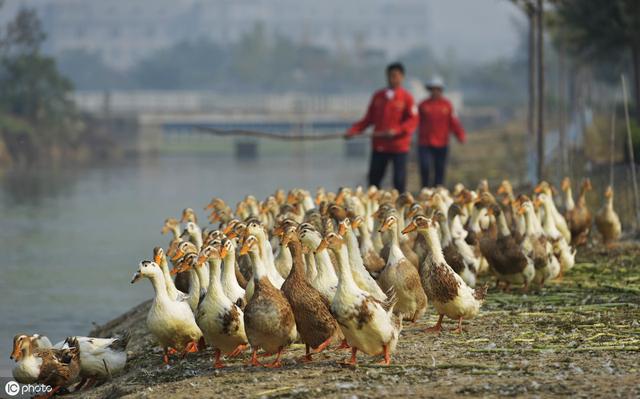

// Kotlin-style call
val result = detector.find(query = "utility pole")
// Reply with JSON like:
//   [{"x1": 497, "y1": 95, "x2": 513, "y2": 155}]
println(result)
[
  {"x1": 558, "y1": 39, "x2": 567, "y2": 176},
  {"x1": 525, "y1": 0, "x2": 537, "y2": 185},
  {"x1": 536, "y1": 0, "x2": 544, "y2": 183}
]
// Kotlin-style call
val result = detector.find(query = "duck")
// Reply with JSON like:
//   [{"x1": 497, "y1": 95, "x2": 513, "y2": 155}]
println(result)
[
  {"x1": 403, "y1": 216, "x2": 487, "y2": 334},
  {"x1": 519, "y1": 201, "x2": 561, "y2": 286},
  {"x1": 354, "y1": 215, "x2": 386, "y2": 275},
  {"x1": 194, "y1": 243, "x2": 248, "y2": 368},
  {"x1": 337, "y1": 218, "x2": 387, "y2": 301},
  {"x1": 131, "y1": 260, "x2": 203, "y2": 364},
  {"x1": 298, "y1": 227, "x2": 338, "y2": 301},
  {"x1": 161, "y1": 218, "x2": 182, "y2": 239},
  {"x1": 434, "y1": 210, "x2": 477, "y2": 288},
  {"x1": 447, "y1": 205, "x2": 481, "y2": 286},
  {"x1": 245, "y1": 220, "x2": 284, "y2": 289},
  {"x1": 565, "y1": 178, "x2": 593, "y2": 246},
  {"x1": 11, "y1": 334, "x2": 81, "y2": 395},
  {"x1": 171, "y1": 240, "x2": 203, "y2": 294},
  {"x1": 220, "y1": 238, "x2": 247, "y2": 308},
  {"x1": 561, "y1": 177, "x2": 575, "y2": 214},
  {"x1": 480, "y1": 204, "x2": 535, "y2": 291},
  {"x1": 377, "y1": 214, "x2": 428, "y2": 322},
  {"x1": 153, "y1": 246, "x2": 182, "y2": 302},
  {"x1": 61, "y1": 332, "x2": 129, "y2": 387},
  {"x1": 535, "y1": 181, "x2": 572, "y2": 243},
  {"x1": 240, "y1": 235, "x2": 297, "y2": 368},
  {"x1": 595, "y1": 185, "x2": 622, "y2": 247},
  {"x1": 535, "y1": 194, "x2": 576, "y2": 275},
  {"x1": 318, "y1": 232, "x2": 401, "y2": 366},
  {"x1": 181, "y1": 207, "x2": 198, "y2": 224},
  {"x1": 280, "y1": 232, "x2": 340, "y2": 362},
  {"x1": 173, "y1": 252, "x2": 204, "y2": 312}
]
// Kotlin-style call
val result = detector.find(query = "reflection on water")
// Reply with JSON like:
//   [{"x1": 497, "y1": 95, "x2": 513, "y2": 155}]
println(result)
[{"x1": 0, "y1": 152, "x2": 367, "y2": 374}]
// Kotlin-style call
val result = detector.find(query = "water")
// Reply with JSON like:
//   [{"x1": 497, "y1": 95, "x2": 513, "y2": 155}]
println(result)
[{"x1": 0, "y1": 150, "x2": 367, "y2": 375}]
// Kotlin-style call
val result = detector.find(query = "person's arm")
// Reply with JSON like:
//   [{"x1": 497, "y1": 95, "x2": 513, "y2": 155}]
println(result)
[
  {"x1": 393, "y1": 95, "x2": 418, "y2": 138},
  {"x1": 346, "y1": 94, "x2": 375, "y2": 137},
  {"x1": 450, "y1": 107, "x2": 466, "y2": 143}
]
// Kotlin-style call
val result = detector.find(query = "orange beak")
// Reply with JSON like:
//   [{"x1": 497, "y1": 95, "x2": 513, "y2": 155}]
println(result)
[
  {"x1": 281, "y1": 234, "x2": 292, "y2": 247},
  {"x1": 153, "y1": 252, "x2": 163, "y2": 264},
  {"x1": 10, "y1": 341, "x2": 22, "y2": 361},
  {"x1": 219, "y1": 246, "x2": 228, "y2": 258},
  {"x1": 196, "y1": 255, "x2": 208, "y2": 267},
  {"x1": 351, "y1": 218, "x2": 362, "y2": 230},
  {"x1": 378, "y1": 218, "x2": 394, "y2": 233},
  {"x1": 517, "y1": 206, "x2": 526, "y2": 215},
  {"x1": 239, "y1": 242, "x2": 251, "y2": 256},
  {"x1": 171, "y1": 248, "x2": 184, "y2": 262},
  {"x1": 316, "y1": 239, "x2": 329, "y2": 253},
  {"x1": 401, "y1": 221, "x2": 417, "y2": 235}
]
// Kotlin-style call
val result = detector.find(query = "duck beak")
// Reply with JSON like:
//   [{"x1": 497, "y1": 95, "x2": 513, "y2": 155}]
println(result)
[
  {"x1": 161, "y1": 225, "x2": 170, "y2": 235},
  {"x1": 153, "y1": 252, "x2": 163, "y2": 264},
  {"x1": 315, "y1": 239, "x2": 329, "y2": 253},
  {"x1": 131, "y1": 271, "x2": 142, "y2": 284},
  {"x1": 534, "y1": 185, "x2": 543, "y2": 194},
  {"x1": 171, "y1": 250, "x2": 183, "y2": 262},
  {"x1": 351, "y1": 218, "x2": 362, "y2": 229},
  {"x1": 219, "y1": 247, "x2": 228, "y2": 258},
  {"x1": 196, "y1": 255, "x2": 208, "y2": 267},
  {"x1": 486, "y1": 207, "x2": 494, "y2": 216},
  {"x1": 239, "y1": 242, "x2": 251, "y2": 256},
  {"x1": 401, "y1": 221, "x2": 417, "y2": 235},
  {"x1": 517, "y1": 206, "x2": 526, "y2": 215},
  {"x1": 10, "y1": 346, "x2": 21, "y2": 361},
  {"x1": 378, "y1": 218, "x2": 393, "y2": 233}
]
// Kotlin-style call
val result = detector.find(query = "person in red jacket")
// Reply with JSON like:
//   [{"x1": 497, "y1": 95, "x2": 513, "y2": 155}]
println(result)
[
  {"x1": 345, "y1": 63, "x2": 418, "y2": 192},
  {"x1": 417, "y1": 76, "x2": 465, "y2": 187}
]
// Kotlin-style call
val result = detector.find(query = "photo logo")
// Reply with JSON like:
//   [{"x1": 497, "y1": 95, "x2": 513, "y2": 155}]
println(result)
[{"x1": 4, "y1": 381, "x2": 20, "y2": 396}]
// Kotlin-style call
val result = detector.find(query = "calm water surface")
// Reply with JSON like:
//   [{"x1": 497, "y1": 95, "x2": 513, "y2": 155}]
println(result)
[{"x1": 0, "y1": 151, "x2": 367, "y2": 374}]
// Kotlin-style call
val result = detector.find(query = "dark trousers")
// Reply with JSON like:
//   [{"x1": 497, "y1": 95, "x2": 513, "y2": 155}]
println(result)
[
  {"x1": 368, "y1": 151, "x2": 408, "y2": 192},
  {"x1": 419, "y1": 146, "x2": 448, "y2": 188}
]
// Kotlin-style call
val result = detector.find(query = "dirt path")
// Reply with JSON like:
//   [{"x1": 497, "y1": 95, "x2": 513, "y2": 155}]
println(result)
[{"x1": 74, "y1": 244, "x2": 640, "y2": 399}]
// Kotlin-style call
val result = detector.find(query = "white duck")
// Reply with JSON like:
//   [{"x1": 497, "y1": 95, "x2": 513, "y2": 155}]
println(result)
[
  {"x1": 220, "y1": 238, "x2": 246, "y2": 308},
  {"x1": 536, "y1": 193, "x2": 576, "y2": 275},
  {"x1": 298, "y1": 227, "x2": 338, "y2": 301},
  {"x1": 338, "y1": 218, "x2": 387, "y2": 301},
  {"x1": 318, "y1": 232, "x2": 401, "y2": 366},
  {"x1": 131, "y1": 260, "x2": 202, "y2": 364}
]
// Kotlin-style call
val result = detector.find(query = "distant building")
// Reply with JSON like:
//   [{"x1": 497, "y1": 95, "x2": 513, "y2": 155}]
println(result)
[{"x1": 3, "y1": 0, "x2": 429, "y2": 70}]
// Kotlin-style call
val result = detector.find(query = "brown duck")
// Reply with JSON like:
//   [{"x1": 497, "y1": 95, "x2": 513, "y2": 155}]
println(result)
[
  {"x1": 11, "y1": 334, "x2": 81, "y2": 396},
  {"x1": 241, "y1": 235, "x2": 297, "y2": 368},
  {"x1": 280, "y1": 231, "x2": 340, "y2": 362},
  {"x1": 566, "y1": 178, "x2": 593, "y2": 246}
]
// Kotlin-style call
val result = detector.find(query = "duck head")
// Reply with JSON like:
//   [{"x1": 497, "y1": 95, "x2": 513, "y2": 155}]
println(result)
[
  {"x1": 131, "y1": 260, "x2": 162, "y2": 283},
  {"x1": 153, "y1": 246, "x2": 165, "y2": 264},
  {"x1": 10, "y1": 334, "x2": 32, "y2": 361},
  {"x1": 401, "y1": 215, "x2": 432, "y2": 235},
  {"x1": 198, "y1": 243, "x2": 221, "y2": 267},
  {"x1": 378, "y1": 214, "x2": 398, "y2": 233},
  {"x1": 220, "y1": 238, "x2": 235, "y2": 259},
  {"x1": 181, "y1": 208, "x2": 198, "y2": 224},
  {"x1": 316, "y1": 232, "x2": 344, "y2": 253},
  {"x1": 161, "y1": 218, "x2": 180, "y2": 236},
  {"x1": 239, "y1": 235, "x2": 259, "y2": 256},
  {"x1": 604, "y1": 185, "x2": 614, "y2": 199},
  {"x1": 561, "y1": 177, "x2": 572, "y2": 192},
  {"x1": 171, "y1": 241, "x2": 197, "y2": 262}
]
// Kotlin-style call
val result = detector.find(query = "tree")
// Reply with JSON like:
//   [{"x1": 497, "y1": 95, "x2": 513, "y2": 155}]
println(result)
[{"x1": 555, "y1": 0, "x2": 640, "y2": 124}]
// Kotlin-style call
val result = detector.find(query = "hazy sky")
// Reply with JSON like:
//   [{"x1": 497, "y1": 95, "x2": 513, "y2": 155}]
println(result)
[{"x1": 428, "y1": 0, "x2": 524, "y2": 62}]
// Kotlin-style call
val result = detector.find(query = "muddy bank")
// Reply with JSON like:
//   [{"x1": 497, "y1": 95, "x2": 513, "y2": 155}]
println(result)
[{"x1": 72, "y1": 244, "x2": 640, "y2": 399}]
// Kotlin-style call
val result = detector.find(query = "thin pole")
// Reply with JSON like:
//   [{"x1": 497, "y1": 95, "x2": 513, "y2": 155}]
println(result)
[
  {"x1": 558, "y1": 41, "x2": 567, "y2": 176},
  {"x1": 527, "y1": 2, "x2": 537, "y2": 185},
  {"x1": 609, "y1": 99, "x2": 616, "y2": 189},
  {"x1": 536, "y1": 0, "x2": 544, "y2": 183},
  {"x1": 621, "y1": 74, "x2": 640, "y2": 228}
]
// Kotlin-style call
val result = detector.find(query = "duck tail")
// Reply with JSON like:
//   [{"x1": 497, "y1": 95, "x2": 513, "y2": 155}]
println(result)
[
  {"x1": 474, "y1": 284, "x2": 488, "y2": 302},
  {"x1": 109, "y1": 330, "x2": 131, "y2": 352}
]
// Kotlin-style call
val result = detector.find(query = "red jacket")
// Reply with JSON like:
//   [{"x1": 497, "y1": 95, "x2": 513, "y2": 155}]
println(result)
[
  {"x1": 347, "y1": 87, "x2": 418, "y2": 153},
  {"x1": 417, "y1": 97, "x2": 465, "y2": 147}
]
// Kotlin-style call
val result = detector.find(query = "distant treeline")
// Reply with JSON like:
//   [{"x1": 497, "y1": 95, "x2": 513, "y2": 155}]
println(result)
[{"x1": 55, "y1": 23, "x2": 529, "y2": 107}]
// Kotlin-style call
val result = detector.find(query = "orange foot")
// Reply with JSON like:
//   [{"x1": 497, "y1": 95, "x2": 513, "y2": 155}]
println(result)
[
  {"x1": 264, "y1": 349, "x2": 284, "y2": 368},
  {"x1": 376, "y1": 344, "x2": 391, "y2": 366},
  {"x1": 425, "y1": 314, "x2": 444, "y2": 334},
  {"x1": 229, "y1": 344, "x2": 248, "y2": 358},
  {"x1": 451, "y1": 318, "x2": 465, "y2": 334},
  {"x1": 181, "y1": 341, "x2": 199, "y2": 358},
  {"x1": 247, "y1": 350, "x2": 262, "y2": 367},
  {"x1": 339, "y1": 347, "x2": 357, "y2": 367},
  {"x1": 335, "y1": 339, "x2": 350, "y2": 350}
]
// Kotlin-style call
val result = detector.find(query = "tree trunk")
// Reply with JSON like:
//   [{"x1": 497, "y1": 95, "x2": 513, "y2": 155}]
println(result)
[
  {"x1": 632, "y1": 43, "x2": 640, "y2": 126},
  {"x1": 536, "y1": 0, "x2": 545, "y2": 182},
  {"x1": 558, "y1": 40, "x2": 567, "y2": 175}
]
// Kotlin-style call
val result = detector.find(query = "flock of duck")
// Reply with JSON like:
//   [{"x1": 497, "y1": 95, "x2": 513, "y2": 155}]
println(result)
[{"x1": 10, "y1": 177, "x2": 622, "y2": 396}]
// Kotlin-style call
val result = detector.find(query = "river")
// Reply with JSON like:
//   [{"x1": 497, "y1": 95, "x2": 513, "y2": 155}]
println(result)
[{"x1": 0, "y1": 149, "x2": 368, "y2": 375}]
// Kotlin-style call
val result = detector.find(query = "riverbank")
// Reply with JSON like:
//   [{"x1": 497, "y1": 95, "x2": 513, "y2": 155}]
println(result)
[{"x1": 70, "y1": 243, "x2": 640, "y2": 399}]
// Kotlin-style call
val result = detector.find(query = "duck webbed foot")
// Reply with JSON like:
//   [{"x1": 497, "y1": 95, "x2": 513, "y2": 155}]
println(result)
[
  {"x1": 229, "y1": 343, "x2": 248, "y2": 357},
  {"x1": 339, "y1": 347, "x2": 358, "y2": 367},
  {"x1": 451, "y1": 317, "x2": 466, "y2": 334},
  {"x1": 335, "y1": 339, "x2": 350, "y2": 350},
  {"x1": 376, "y1": 344, "x2": 391, "y2": 366},
  {"x1": 425, "y1": 314, "x2": 444, "y2": 334},
  {"x1": 247, "y1": 349, "x2": 262, "y2": 367}
]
